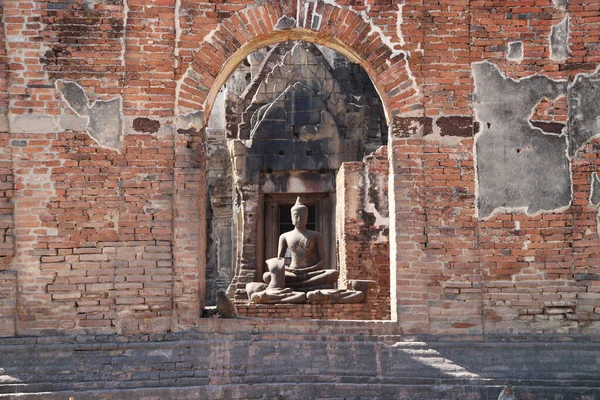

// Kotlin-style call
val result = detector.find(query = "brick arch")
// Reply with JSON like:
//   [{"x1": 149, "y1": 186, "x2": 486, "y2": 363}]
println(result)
[
  {"x1": 173, "y1": 1, "x2": 421, "y2": 327},
  {"x1": 175, "y1": 1, "x2": 420, "y2": 125}
]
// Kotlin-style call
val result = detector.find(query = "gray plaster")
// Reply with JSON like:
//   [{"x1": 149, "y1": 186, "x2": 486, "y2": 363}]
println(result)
[
  {"x1": 58, "y1": 114, "x2": 88, "y2": 132},
  {"x1": 552, "y1": 0, "x2": 568, "y2": 11},
  {"x1": 56, "y1": 80, "x2": 122, "y2": 151},
  {"x1": 506, "y1": 41, "x2": 523, "y2": 62},
  {"x1": 57, "y1": 81, "x2": 89, "y2": 115},
  {"x1": 567, "y1": 68, "x2": 600, "y2": 156},
  {"x1": 176, "y1": 110, "x2": 205, "y2": 132},
  {"x1": 275, "y1": 16, "x2": 296, "y2": 30},
  {"x1": 550, "y1": 16, "x2": 569, "y2": 61},
  {"x1": 590, "y1": 173, "x2": 600, "y2": 206},
  {"x1": 8, "y1": 114, "x2": 57, "y2": 133},
  {"x1": 208, "y1": 89, "x2": 226, "y2": 130},
  {"x1": 473, "y1": 61, "x2": 571, "y2": 218},
  {"x1": 0, "y1": 115, "x2": 8, "y2": 133}
]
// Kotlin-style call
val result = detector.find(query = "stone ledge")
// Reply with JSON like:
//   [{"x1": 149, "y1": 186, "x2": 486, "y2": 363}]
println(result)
[
  {"x1": 1, "y1": 333, "x2": 600, "y2": 399},
  {"x1": 237, "y1": 302, "x2": 371, "y2": 320}
]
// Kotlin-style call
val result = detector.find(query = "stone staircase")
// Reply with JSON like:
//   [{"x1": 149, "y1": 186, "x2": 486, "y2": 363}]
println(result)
[{"x1": 1, "y1": 321, "x2": 599, "y2": 399}]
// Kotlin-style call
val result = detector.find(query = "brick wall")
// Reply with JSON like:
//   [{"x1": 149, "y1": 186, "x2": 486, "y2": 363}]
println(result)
[
  {"x1": 1, "y1": 0, "x2": 600, "y2": 336},
  {"x1": 390, "y1": 130, "x2": 600, "y2": 335},
  {"x1": 0, "y1": 1, "x2": 16, "y2": 327},
  {"x1": 236, "y1": 303, "x2": 370, "y2": 320},
  {"x1": 337, "y1": 148, "x2": 391, "y2": 321},
  {"x1": 0, "y1": 270, "x2": 16, "y2": 337},
  {"x1": 0, "y1": 4, "x2": 8, "y2": 128}
]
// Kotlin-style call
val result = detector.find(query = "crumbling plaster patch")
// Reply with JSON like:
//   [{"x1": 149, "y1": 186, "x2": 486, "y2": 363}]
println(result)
[
  {"x1": 275, "y1": 16, "x2": 297, "y2": 31},
  {"x1": 56, "y1": 80, "x2": 123, "y2": 152},
  {"x1": 550, "y1": 15, "x2": 569, "y2": 62},
  {"x1": 0, "y1": 115, "x2": 8, "y2": 133},
  {"x1": 363, "y1": 159, "x2": 389, "y2": 243},
  {"x1": 175, "y1": 110, "x2": 205, "y2": 132},
  {"x1": 506, "y1": 41, "x2": 523, "y2": 63},
  {"x1": 8, "y1": 114, "x2": 57, "y2": 134},
  {"x1": 588, "y1": 172, "x2": 600, "y2": 236},
  {"x1": 552, "y1": 0, "x2": 569, "y2": 11},
  {"x1": 589, "y1": 173, "x2": 600, "y2": 207},
  {"x1": 568, "y1": 66, "x2": 600, "y2": 157},
  {"x1": 396, "y1": 2, "x2": 406, "y2": 47},
  {"x1": 120, "y1": 0, "x2": 128, "y2": 72},
  {"x1": 174, "y1": 0, "x2": 181, "y2": 69},
  {"x1": 472, "y1": 61, "x2": 571, "y2": 219}
]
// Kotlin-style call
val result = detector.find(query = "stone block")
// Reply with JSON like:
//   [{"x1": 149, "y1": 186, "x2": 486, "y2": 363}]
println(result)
[
  {"x1": 230, "y1": 140, "x2": 248, "y2": 157},
  {"x1": 9, "y1": 114, "x2": 57, "y2": 133},
  {"x1": 306, "y1": 138, "x2": 332, "y2": 155},
  {"x1": 245, "y1": 155, "x2": 264, "y2": 171},
  {"x1": 285, "y1": 95, "x2": 326, "y2": 113},
  {"x1": 0, "y1": 115, "x2": 8, "y2": 133},
  {"x1": 329, "y1": 153, "x2": 356, "y2": 169},
  {"x1": 288, "y1": 111, "x2": 321, "y2": 126},
  {"x1": 263, "y1": 139, "x2": 295, "y2": 155},
  {"x1": 264, "y1": 101, "x2": 287, "y2": 120},
  {"x1": 252, "y1": 120, "x2": 290, "y2": 139},
  {"x1": 58, "y1": 114, "x2": 88, "y2": 132},
  {"x1": 263, "y1": 154, "x2": 291, "y2": 171},
  {"x1": 294, "y1": 153, "x2": 328, "y2": 170},
  {"x1": 293, "y1": 124, "x2": 319, "y2": 135}
]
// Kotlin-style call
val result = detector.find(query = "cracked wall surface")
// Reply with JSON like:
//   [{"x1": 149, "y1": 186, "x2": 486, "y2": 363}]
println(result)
[
  {"x1": 4, "y1": 0, "x2": 600, "y2": 339},
  {"x1": 473, "y1": 61, "x2": 571, "y2": 218},
  {"x1": 506, "y1": 41, "x2": 523, "y2": 62},
  {"x1": 56, "y1": 81, "x2": 123, "y2": 151},
  {"x1": 591, "y1": 173, "x2": 600, "y2": 207},
  {"x1": 550, "y1": 15, "x2": 569, "y2": 61},
  {"x1": 568, "y1": 68, "x2": 600, "y2": 156}
]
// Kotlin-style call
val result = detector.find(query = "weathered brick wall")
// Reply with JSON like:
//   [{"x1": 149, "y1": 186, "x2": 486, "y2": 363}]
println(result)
[
  {"x1": 237, "y1": 303, "x2": 370, "y2": 320},
  {"x1": 391, "y1": 131, "x2": 600, "y2": 334},
  {"x1": 337, "y1": 148, "x2": 390, "y2": 321},
  {"x1": 0, "y1": 4, "x2": 8, "y2": 129},
  {"x1": 386, "y1": 1, "x2": 600, "y2": 335},
  {"x1": 1, "y1": 0, "x2": 600, "y2": 337},
  {"x1": 0, "y1": 4, "x2": 16, "y2": 331},
  {"x1": 0, "y1": 270, "x2": 16, "y2": 337},
  {"x1": 0, "y1": 132, "x2": 12, "y2": 271},
  {"x1": 10, "y1": 130, "x2": 178, "y2": 334}
]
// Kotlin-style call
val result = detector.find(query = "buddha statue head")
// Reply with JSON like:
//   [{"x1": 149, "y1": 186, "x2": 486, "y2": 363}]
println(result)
[{"x1": 290, "y1": 197, "x2": 308, "y2": 229}]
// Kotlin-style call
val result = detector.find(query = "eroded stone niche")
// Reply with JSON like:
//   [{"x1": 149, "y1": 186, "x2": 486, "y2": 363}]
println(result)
[{"x1": 204, "y1": 41, "x2": 389, "y2": 317}]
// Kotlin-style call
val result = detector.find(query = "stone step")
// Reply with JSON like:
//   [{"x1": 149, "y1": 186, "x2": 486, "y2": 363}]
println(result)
[
  {"x1": 1, "y1": 332, "x2": 599, "y2": 399},
  {"x1": 2, "y1": 382, "x2": 600, "y2": 400}
]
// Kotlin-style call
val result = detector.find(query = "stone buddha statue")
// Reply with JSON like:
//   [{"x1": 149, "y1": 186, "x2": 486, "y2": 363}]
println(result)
[
  {"x1": 246, "y1": 197, "x2": 371, "y2": 305},
  {"x1": 274, "y1": 197, "x2": 339, "y2": 291}
]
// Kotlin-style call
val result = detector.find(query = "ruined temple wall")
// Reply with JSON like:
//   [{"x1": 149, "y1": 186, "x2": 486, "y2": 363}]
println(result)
[
  {"x1": 0, "y1": 0, "x2": 205, "y2": 335},
  {"x1": 386, "y1": 0, "x2": 600, "y2": 335},
  {"x1": 336, "y1": 148, "x2": 390, "y2": 320},
  {"x1": 0, "y1": 4, "x2": 8, "y2": 132},
  {"x1": 0, "y1": 0, "x2": 600, "y2": 336},
  {"x1": 0, "y1": 4, "x2": 12, "y2": 269},
  {"x1": 392, "y1": 132, "x2": 600, "y2": 335},
  {"x1": 0, "y1": 5, "x2": 16, "y2": 336}
]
